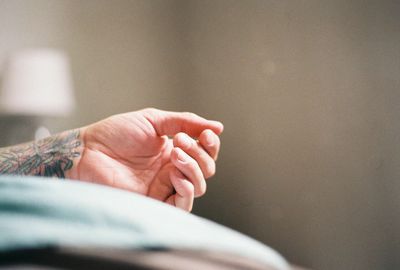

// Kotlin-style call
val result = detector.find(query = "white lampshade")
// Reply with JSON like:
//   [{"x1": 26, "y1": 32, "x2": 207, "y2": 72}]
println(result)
[{"x1": 0, "y1": 49, "x2": 75, "y2": 116}]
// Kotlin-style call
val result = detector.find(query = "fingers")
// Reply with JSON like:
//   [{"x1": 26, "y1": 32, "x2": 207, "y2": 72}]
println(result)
[
  {"x1": 164, "y1": 130, "x2": 221, "y2": 210},
  {"x1": 166, "y1": 168, "x2": 194, "y2": 212},
  {"x1": 142, "y1": 108, "x2": 224, "y2": 138},
  {"x1": 198, "y1": 129, "x2": 221, "y2": 160},
  {"x1": 171, "y1": 147, "x2": 206, "y2": 198},
  {"x1": 173, "y1": 132, "x2": 218, "y2": 178}
]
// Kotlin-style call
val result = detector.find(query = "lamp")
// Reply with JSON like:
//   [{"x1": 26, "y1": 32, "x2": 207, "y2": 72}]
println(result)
[
  {"x1": 1, "y1": 49, "x2": 75, "y2": 116},
  {"x1": 0, "y1": 49, "x2": 75, "y2": 145}
]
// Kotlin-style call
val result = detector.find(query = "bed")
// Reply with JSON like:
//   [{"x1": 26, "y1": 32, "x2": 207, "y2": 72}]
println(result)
[{"x1": 0, "y1": 176, "x2": 291, "y2": 270}]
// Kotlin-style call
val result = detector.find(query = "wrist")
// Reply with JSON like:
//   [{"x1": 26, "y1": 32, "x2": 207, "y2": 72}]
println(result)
[
  {"x1": 0, "y1": 128, "x2": 84, "y2": 178},
  {"x1": 65, "y1": 127, "x2": 86, "y2": 180}
]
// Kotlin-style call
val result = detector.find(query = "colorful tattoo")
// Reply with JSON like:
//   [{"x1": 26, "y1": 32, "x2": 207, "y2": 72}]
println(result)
[{"x1": 0, "y1": 130, "x2": 81, "y2": 178}]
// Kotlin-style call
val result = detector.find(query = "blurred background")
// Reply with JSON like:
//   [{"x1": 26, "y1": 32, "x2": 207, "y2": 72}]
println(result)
[{"x1": 1, "y1": 0, "x2": 399, "y2": 269}]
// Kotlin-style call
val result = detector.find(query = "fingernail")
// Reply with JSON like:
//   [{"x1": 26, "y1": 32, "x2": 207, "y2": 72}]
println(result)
[
  {"x1": 205, "y1": 133, "x2": 214, "y2": 146},
  {"x1": 176, "y1": 149, "x2": 187, "y2": 163},
  {"x1": 180, "y1": 135, "x2": 192, "y2": 149}
]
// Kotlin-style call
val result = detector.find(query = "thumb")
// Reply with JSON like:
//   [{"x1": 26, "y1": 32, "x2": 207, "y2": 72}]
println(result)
[{"x1": 143, "y1": 108, "x2": 224, "y2": 138}]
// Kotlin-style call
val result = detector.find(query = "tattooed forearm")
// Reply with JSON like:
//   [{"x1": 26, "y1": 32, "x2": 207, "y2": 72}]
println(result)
[{"x1": 0, "y1": 130, "x2": 82, "y2": 178}]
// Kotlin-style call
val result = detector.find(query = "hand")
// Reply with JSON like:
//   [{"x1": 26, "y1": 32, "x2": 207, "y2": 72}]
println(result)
[{"x1": 68, "y1": 108, "x2": 223, "y2": 212}]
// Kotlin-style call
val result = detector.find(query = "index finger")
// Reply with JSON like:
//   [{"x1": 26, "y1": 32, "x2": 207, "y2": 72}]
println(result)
[{"x1": 142, "y1": 108, "x2": 224, "y2": 138}]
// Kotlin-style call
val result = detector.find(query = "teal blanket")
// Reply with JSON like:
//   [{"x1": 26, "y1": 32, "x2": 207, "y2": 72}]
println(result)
[{"x1": 0, "y1": 176, "x2": 288, "y2": 270}]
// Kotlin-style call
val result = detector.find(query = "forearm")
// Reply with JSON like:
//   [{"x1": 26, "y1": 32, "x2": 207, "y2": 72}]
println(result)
[{"x1": 0, "y1": 129, "x2": 83, "y2": 178}]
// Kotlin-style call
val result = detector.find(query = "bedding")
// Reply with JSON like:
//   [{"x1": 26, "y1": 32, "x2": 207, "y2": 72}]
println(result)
[{"x1": 0, "y1": 176, "x2": 289, "y2": 270}]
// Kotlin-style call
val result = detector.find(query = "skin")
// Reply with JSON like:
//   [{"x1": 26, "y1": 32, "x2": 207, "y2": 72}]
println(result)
[{"x1": 0, "y1": 108, "x2": 223, "y2": 212}]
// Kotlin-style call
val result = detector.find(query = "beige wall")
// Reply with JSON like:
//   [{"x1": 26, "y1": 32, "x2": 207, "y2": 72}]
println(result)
[
  {"x1": 1, "y1": 1, "x2": 400, "y2": 269},
  {"x1": 0, "y1": 0, "x2": 185, "y2": 131},
  {"x1": 185, "y1": 1, "x2": 400, "y2": 269}
]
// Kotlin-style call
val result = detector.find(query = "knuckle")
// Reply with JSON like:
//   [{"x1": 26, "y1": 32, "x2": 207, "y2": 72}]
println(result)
[
  {"x1": 141, "y1": 108, "x2": 160, "y2": 121},
  {"x1": 183, "y1": 112, "x2": 197, "y2": 119},
  {"x1": 180, "y1": 180, "x2": 194, "y2": 196},
  {"x1": 142, "y1": 107, "x2": 157, "y2": 114},
  {"x1": 187, "y1": 159, "x2": 198, "y2": 170}
]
